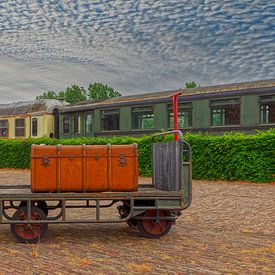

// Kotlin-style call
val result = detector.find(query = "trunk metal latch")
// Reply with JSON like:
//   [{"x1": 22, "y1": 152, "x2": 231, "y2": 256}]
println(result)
[
  {"x1": 41, "y1": 155, "x2": 50, "y2": 167},
  {"x1": 119, "y1": 154, "x2": 127, "y2": 167}
]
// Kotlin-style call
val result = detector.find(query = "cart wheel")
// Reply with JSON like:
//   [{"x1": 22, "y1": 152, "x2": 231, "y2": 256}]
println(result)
[
  {"x1": 19, "y1": 201, "x2": 48, "y2": 216},
  {"x1": 10, "y1": 207, "x2": 48, "y2": 243},
  {"x1": 137, "y1": 210, "x2": 173, "y2": 238}
]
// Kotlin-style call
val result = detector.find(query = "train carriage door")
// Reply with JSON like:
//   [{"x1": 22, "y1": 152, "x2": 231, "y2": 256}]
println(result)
[{"x1": 85, "y1": 112, "x2": 93, "y2": 137}]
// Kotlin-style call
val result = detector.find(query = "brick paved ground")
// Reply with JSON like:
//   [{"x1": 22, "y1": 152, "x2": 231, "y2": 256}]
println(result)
[{"x1": 0, "y1": 170, "x2": 274, "y2": 275}]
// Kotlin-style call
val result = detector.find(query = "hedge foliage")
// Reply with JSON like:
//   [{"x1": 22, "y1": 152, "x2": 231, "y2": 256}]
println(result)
[{"x1": 0, "y1": 130, "x2": 274, "y2": 182}]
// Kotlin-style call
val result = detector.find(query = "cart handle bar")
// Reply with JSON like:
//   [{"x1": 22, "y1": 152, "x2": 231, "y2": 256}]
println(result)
[{"x1": 152, "y1": 130, "x2": 183, "y2": 142}]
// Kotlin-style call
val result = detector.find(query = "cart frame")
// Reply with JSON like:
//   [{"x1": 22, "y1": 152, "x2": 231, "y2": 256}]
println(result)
[{"x1": 0, "y1": 130, "x2": 192, "y2": 242}]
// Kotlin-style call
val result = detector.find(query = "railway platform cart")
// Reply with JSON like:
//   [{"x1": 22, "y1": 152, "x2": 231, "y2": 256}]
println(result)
[{"x1": 0, "y1": 130, "x2": 192, "y2": 243}]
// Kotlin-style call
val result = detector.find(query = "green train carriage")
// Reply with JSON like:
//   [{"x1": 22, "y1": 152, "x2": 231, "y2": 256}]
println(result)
[{"x1": 57, "y1": 79, "x2": 275, "y2": 138}]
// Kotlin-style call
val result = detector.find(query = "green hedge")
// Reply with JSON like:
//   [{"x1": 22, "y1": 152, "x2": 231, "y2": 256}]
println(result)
[
  {"x1": 185, "y1": 130, "x2": 275, "y2": 182},
  {"x1": 0, "y1": 130, "x2": 274, "y2": 182}
]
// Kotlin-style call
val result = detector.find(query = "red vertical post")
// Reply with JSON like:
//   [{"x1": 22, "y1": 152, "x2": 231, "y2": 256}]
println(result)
[{"x1": 170, "y1": 92, "x2": 181, "y2": 141}]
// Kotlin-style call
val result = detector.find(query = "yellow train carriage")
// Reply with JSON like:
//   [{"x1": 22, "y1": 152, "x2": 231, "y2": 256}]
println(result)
[{"x1": 0, "y1": 99, "x2": 66, "y2": 139}]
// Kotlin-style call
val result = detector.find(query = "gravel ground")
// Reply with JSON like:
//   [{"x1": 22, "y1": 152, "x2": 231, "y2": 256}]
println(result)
[{"x1": 0, "y1": 169, "x2": 274, "y2": 275}]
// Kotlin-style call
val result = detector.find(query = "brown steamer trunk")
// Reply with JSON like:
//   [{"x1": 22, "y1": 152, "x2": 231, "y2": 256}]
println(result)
[{"x1": 31, "y1": 144, "x2": 138, "y2": 192}]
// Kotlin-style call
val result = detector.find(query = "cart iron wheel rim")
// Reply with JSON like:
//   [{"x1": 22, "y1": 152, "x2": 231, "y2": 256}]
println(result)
[
  {"x1": 10, "y1": 207, "x2": 48, "y2": 243},
  {"x1": 137, "y1": 210, "x2": 173, "y2": 238}
]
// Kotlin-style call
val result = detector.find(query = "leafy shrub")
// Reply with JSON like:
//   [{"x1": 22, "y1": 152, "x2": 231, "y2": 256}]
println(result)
[
  {"x1": 0, "y1": 130, "x2": 274, "y2": 182},
  {"x1": 185, "y1": 130, "x2": 274, "y2": 182}
]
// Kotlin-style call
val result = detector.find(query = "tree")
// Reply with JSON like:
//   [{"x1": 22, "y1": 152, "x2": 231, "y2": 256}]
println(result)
[
  {"x1": 87, "y1": 83, "x2": 121, "y2": 99},
  {"x1": 64, "y1": 85, "x2": 87, "y2": 104},
  {"x1": 185, "y1": 81, "x2": 199, "y2": 88},
  {"x1": 35, "y1": 83, "x2": 121, "y2": 103},
  {"x1": 36, "y1": 91, "x2": 59, "y2": 100}
]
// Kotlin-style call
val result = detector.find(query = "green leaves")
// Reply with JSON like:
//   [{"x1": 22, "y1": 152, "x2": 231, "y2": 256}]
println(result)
[
  {"x1": 64, "y1": 85, "x2": 87, "y2": 104},
  {"x1": 36, "y1": 86, "x2": 86, "y2": 103},
  {"x1": 185, "y1": 81, "x2": 200, "y2": 88},
  {"x1": 187, "y1": 130, "x2": 275, "y2": 182},
  {"x1": 87, "y1": 83, "x2": 121, "y2": 99},
  {"x1": 36, "y1": 91, "x2": 59, "y2": 100},
  {"x1": 0, "y1": 130, "x2": 274, "y2": 182},
  {"x1": 36, "y1": 83, "x2": 121, "y2": 103}
]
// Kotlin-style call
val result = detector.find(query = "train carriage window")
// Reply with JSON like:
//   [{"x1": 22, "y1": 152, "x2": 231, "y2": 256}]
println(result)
[
  {"x1": 32, "y1": 118, "x2": 38, "y2": 137},
  {"x1": 85, "y1": 113, "x2": 93, "y2": 133},
  {"x1": 15, "y1": 118, "x2": 25, "y2": 137},
  {"x1": 132, "y1": 107, "x2": 154, "y2": 130},
  {"x1": 260, "y1": 95, "x2": 275, "y2": 124},
  {"x1": 63, "y1": 116, "x2": 70, "y2": 134},
  {"x1": 74, "y1": 113, "x2": 80, "y2": 134},
  {"x1": 168, "y1": 103, "x2": 192, "y2": 128},
  {"x1": 101, "y1": 109, "x2": 120, "y2": 131},
  {"x1": 0, "y1": 120, "x2": 8, "y2": 137},
  {"x1": 211, "y1": 98, "x2": 240, "y2": 126}
]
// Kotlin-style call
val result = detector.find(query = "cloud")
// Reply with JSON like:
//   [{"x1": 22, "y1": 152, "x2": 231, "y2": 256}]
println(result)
[{"x1": 0, "y1": 0, "x2": 274, "y2": 102}]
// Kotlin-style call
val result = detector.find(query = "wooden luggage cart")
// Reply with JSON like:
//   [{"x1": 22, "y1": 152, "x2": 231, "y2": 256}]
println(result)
[{"x1": 0, "y1": 130, "x2": 192, "y2": 243}]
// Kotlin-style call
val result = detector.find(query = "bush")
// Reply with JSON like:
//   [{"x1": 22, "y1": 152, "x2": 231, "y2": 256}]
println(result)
[
  {"x1": 184, "y1": 130, "x2": 274, "y2": 182},
  {"x1": 0, "y1": 130, "x2": 274, "y2": 182}
]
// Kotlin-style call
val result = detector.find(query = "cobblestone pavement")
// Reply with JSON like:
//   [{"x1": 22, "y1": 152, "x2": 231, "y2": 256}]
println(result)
[{"x1": 0, "y1": 170, "x2": 274, "y2": 275}]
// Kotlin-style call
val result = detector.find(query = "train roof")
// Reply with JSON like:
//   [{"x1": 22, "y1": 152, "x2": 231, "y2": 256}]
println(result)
[
  {"x1": 59, "y1": 79, "x2": 275, "y2": 113},
  {"x1": 0, "y1": 99, "x2": 67, "y2": 116}
]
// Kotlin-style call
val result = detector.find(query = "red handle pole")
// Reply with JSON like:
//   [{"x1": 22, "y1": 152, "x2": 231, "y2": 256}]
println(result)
[{"x1": 170, "y1": 92, "x2": 181, "y2": 141}]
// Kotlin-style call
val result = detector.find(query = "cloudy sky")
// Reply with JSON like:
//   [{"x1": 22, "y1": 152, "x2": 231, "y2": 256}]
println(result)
[{"x1": 0, "y1": 0, "x2": 274, "y2": 103}]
